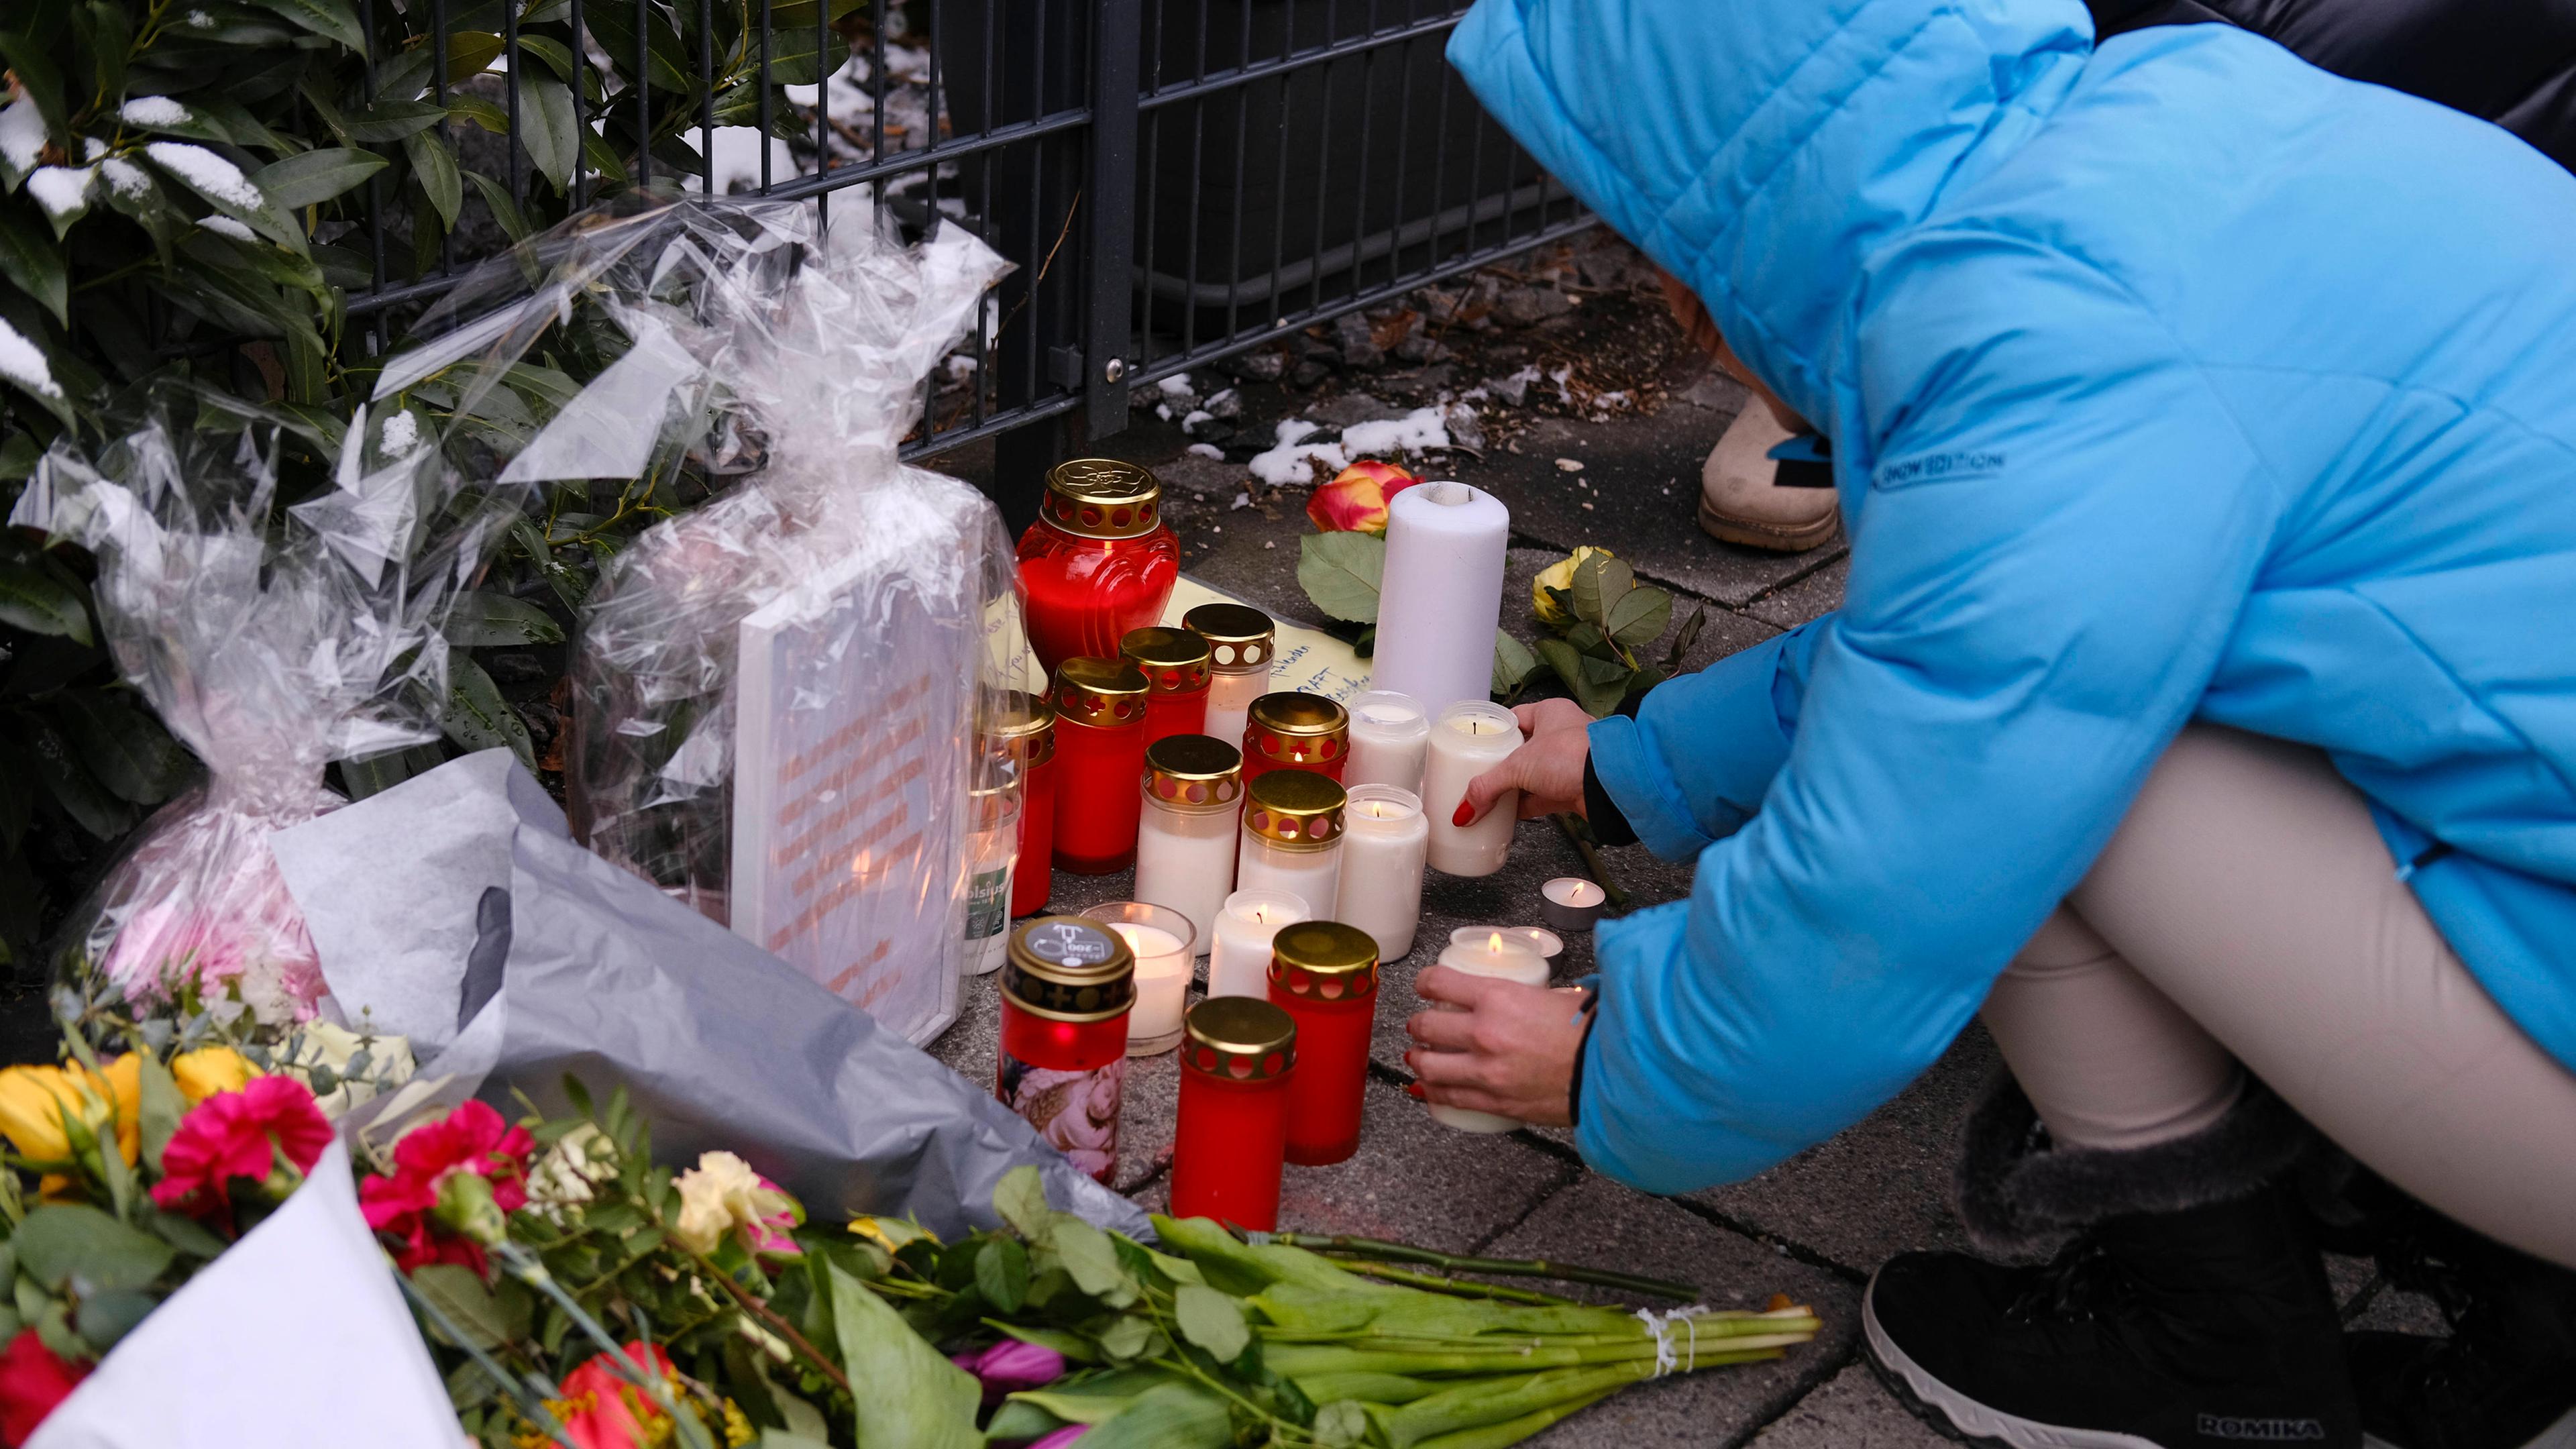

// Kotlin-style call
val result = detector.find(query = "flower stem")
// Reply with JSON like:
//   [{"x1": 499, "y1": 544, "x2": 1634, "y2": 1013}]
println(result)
[
  {"x1": 1251, "y1": 1232, "x2": 1694, "y2": 1301},
  {"x1": 1322, "y1": 1258, "x2": 1579, "y2": 1306},
  {"x1": 694, "y1": 1250, "x2": 854, "y2": 1397},
  {"x1": 1551, "y1": 814, "x2": 1633, "y2": 907}
]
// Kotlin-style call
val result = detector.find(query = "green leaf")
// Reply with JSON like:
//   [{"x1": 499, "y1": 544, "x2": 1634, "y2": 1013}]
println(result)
[
  {"x1": 0, "y1": 563, "x2": 90, "y2": 643},
  {"x1": 145, "y1": 1209, "x2": 228, "y2": 1260},
  {"x1": 1173, "y1": 1283, "x2": 1250, "y2": 1363},
  {"x1": 580, "y1": 1, "x2": 694, "y2": 93},
  {"x1": 1491, "y1": 630, "x2": 1538, "y2": 696},
  {"x1": 341, "y1": 99, "x2": 447, "y2": 143},
  {"x1": 975, "y1": 1238, "x2": 1030, "y2": 1313},
  {"x1": 1662, "y1": 604, "x2": 1709, "y2": 672},
  {"x1": 1296, "y1": 531, "x2": 1385, "y2": 624},
  {"x1": 1079, "y1": 1381, "x2": 1234, "y2": 1449},
  {"x1": 518, "y1": 77, "x2": 577, "y2": 193},
  {"x1": 411, "y1": 1263, "x2": 525, "y2": 1349},
  {"x1": 249, "y1": 146, "x2": 387, "y2": 209},
  {"x1": 443, "y1": 589, "x2": 562, "y2": 647},
  {"x1": 1570, "y1": 551, "x2": 1634, "y2": 631},
  {"x1": 12, "y1": 1206, "x2": 178, "y2": 1294},
  {"x1": 404, "y1": 130, "x2": 462, "y2": 228},
  {"x1": 515, "y1": 34, "x2": 576, "y2": 81},
  {"x1": 244, "y1": 0, "x2": 366, "y2": 50},
  {"x1": 1005, "y1": 1390, "x2": 1138, "y2": 1427},
  {"x1": 136, "y1": 1053, "x2": 183, "y2": 1172},
  {"x1": 441, "y1": 651, "x2": 535, "y2": 768},
  {"x1": 73, "y1": 1289, "x2": 156, "y2": 1350},
  {"x1": 1049, "y1": 1218, "x2": 1136, "y2": 1305},
  {"x1": 0, "y1": 202, "x2": 68, "y2": 327},
  {"x1": 1092, "y1": 1313, "x2": 1155, "y2": 1364},
  {"x1": 994, "y1": 1164, "x2": 1051, "y2": 1240},
  {"x1": 1605, "y1": 584, "x2": 1673, "y2": 649},
  {"x1": 825, "y1": 1264, "x2": 981, "y2": 1449},
  {"x1": 464, "y1": 168, "x2": 530, "y2": 243},
  {"x1": 1536, "y1": 638, "x2": 1621, "y2": 720},
  {"x1": 53, "y1": 692, "x2": 194, "y2": 803},
  {"x1": 14, "y1": 716, "x2": 133, "y2": 838}
]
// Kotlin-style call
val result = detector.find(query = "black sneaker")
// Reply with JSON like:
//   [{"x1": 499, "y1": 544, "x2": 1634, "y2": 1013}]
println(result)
[
  {"x1": 2348, "y1": 1330, "x2": 2576, "y2": 1449},
  {"x1": 1864, "y1": 1191, "x2": 2359, "y2": 1448}
]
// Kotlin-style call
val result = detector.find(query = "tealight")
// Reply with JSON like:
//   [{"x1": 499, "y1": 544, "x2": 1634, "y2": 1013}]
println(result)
[{"x1": 1540, "y1": 877, "x2": 1607, "y2": 932}]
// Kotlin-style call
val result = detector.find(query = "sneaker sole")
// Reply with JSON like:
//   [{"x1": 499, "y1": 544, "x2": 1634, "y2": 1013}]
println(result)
[
  {"x1": 1862, "y1": 1273, "x2": 2163, "y2": 1449},
  {"x1": 1696, "y1": 496, "x2": 1841, "y2": 553},
  {"x1": 2363, "y1": 1405, "x2": 2576, "y2": 1449}
]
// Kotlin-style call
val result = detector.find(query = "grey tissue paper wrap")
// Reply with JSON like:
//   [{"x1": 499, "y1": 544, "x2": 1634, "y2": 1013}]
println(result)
[{"x1": 270, "y1": 749, "x2": 1145, "y2": 1240}]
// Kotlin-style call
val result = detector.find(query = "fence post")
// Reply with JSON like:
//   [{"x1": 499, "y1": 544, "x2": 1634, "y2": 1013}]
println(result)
[{"x1": 1082, "y1": 0, "x2": 1142, "y2": 439}]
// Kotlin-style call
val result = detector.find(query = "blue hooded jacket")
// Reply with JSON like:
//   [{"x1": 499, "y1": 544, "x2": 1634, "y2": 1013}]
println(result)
[{"x1": 1448, "y1": 0, "x2": 2576, "y2": 1192}]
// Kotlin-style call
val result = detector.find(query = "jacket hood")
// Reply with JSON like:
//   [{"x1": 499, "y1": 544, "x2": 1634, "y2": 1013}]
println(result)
[{"x1": 1448, "y1": 0, "x2": 2091, "y2": 426}]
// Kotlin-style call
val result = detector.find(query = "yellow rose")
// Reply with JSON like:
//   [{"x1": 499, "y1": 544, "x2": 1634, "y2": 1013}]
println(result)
[
  {"x1": 1533, "y1": 546, "x2": 1617, "y2": 628},
  {"x1": 171, "y1": 1046, "x2": 261, "y2": 1105},
  {"x1": 0, "y1": 1059, "x2": 137, "y2": 1165}
]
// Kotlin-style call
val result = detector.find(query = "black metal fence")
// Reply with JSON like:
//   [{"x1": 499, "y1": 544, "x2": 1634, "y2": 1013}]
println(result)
[{"x1": 343, "y1": 0, "x2": 1588, "y2": 521}]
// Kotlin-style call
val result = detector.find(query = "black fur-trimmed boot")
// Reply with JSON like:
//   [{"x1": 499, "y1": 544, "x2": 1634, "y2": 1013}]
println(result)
[{"x1": 1864, "y1": 1074, "x2": 2360, "y2": 1448}]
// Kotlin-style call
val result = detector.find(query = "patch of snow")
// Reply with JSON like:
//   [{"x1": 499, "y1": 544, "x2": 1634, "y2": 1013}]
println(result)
[
  {"x1": 1248, "y1": 417, "x2": 1347, "y2": 487},
  {"x1": 0, "y1": 97, "x2": 46, "y2": 177},
  {"x1": 145, "y1": 142, "x2": 263, "y2": 210},
  {"x1": 380, "y1": 409, "x2": 421, "y2": 455},
  {"x1": 1157, "y1": 374, "x2": 1194, "y2": 398},
  {"x1": 101, "y1": 158, "x2": 150, "y2": 198},
  {"x1": 1593, "y1": 390, "x2": 1630, "y2": 410},
  {"x1": 0, "y1": 316, "x2": 62, "y2": 400},
  {"x1": 1231, "y1": 491, "x2": 1252, "y2": 511},
  {"x1": 682, "y1": 126, "x2": 796, "y2": 195},
  {"x1": 1338, "y1": 407, "x2": 1450, "y2": 459},
  {"x1": 198, "y1": 214, "x2": 256, "y2": 241},
  {"x1": 1458, "y1": 386, "x2": 1490, "y2": 402},
  {"x1": 944, "y1": 354, "x2": 977, "y2": 380},
  {"x1": 83, "y1": 138, "x2": 106, "y2": 161},
  {"x1": 1181, "y1": 409, "x2": 1212, "y2": 430},
  {"x1": 27, "y1": 166, "x2": 97, "y2": 221},
  {"x1": 186, "y1": 7, "x2": 213, "y2": 24},
  {"x1": 121, "y1": 96, "x2": 191, "y2": 128},
  {"x1": 1187, "y1": 443, "x2": 1224, "y2": 460}
]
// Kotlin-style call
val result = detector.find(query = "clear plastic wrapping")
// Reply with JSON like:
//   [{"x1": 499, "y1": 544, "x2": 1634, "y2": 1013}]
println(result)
[{"x1": 10, "y1": 392, "x2": 519, "y2": 1026}]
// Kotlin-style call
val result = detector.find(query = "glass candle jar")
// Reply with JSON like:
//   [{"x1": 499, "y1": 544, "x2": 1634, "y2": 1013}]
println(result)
[
  {"x1": 1422, "y1": 700, "x2": 1523, "y2": 877},
  {"x1": 1081, "y1": 900, "x2": 1197, "y2": 1057},
  {"x1": 1237, "y1": 769, "x2": 1345, "y2": 919},
  {"x1": 1134, "y1": 734, "x2": 1242, "y2": 957},
  {"x1": 1018, "y1": 459, "x2": 1180, "y2": 675},
  {"x1": 1207, "y1": 888, "x2": 1309, "y2": 1000},
  {"x1": 1185, "y1": 602, "x2": 1275, "y2": 751},
  {"x1": 982, "y1": 690, "x2": 1057, "y2": 918},
  {"x1": 1335, "y1": 785, "x2": 1428, "y2": 961},
  {"x1": 1267, "y1": 920, "x2": 1379, "y2": 1166},
  {"x1": 1119, "y1": 627, "x2": 1212, "y2": 748},
  {"x1": 1344, "y1": 690, "x2": 1430, "y2": 796},
  {"x1": 1241, "y1": 692, "x2": 1350, "y2": 784},
  {"x1": 997, "y1": 917, "x2": 1136, "y2": 1184},
  {"x1": 1169, "y1": 997, "x2": 1297, "y2": 1231},
  {"x1": 961, "y1": 784, "x2": 1022, "y2": 975},
  {"x1": 1424, "y1": 930, "x2": 1545, "y2": 1133},
  {"x1": 1049, "y1": 657, "x2": 1151, "y2": 874}
]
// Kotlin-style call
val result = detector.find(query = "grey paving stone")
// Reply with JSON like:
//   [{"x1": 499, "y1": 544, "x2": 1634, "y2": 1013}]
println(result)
[
  {"x1": 1480, "y1": 1176, "x2": 1860, "y2": 1448},
  {"x1": 1744, "y1": 553, "x2": 1849, "y2": 631},
  {"x1": 1746, "y1": 1362, "x2": 1951, "y2": 1449}
]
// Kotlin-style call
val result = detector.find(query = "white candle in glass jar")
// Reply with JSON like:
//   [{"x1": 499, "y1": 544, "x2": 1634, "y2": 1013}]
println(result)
[
  {"x1": 1424, "y1": 930, "x2": 1547, "y2": 1132},
  {"x1": 1132, "y1": 735, "x2": 1243, "y2": 955},
  {"x1": 961, "y1": 786, "x2": 1021, "y2": 975},
  {"x1": 1344, "y1": 690, "x2": 1430, "y2": 796},
  {"x1": 1336, "y1": 786, "x2": 1428, "y2": 961},
  {"x1": 1207, "y1": 889, "x2": 1309, "y2": 999},
  {"x1": 1082, "y1": 902, "x2": 1196, "y2": 1056},
  {"x1": 1421, "y1": 700, "x2": 1523, "y2": 877},
  {"x1": 1184, "y1": 602, "x2": 1275, "y2": 753},
  {"x1": 1236, "y1": 769, "x2": 1345, "y2": 920}
]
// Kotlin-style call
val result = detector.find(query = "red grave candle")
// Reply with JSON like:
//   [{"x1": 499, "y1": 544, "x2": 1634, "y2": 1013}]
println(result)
[
  {"x1": 997, "y1": 917, "x2": 1136, "y2": 1186},
  {"x1": 1018, "y1": 459, "x2": 1180, "y2": 676},
  {"x1": 983, "y1": 690, "x2": 1059, "y2": 917},
  {"x1": 1049, "y1": 657, "x2": 1152, "y2": 873},
  {"x1": 1169, "y1": 997, "x2": 1297, "y2": 1230},
  {"x1": 1266, "y1": 920, "x2": 1379, "y2": 1166},
  {"x1": 1241, "y1": 692, "x2": 1350, "y2": 785},
  {"x1": 1120, "y1": 626, "x2": 1213, "y2": 748}
]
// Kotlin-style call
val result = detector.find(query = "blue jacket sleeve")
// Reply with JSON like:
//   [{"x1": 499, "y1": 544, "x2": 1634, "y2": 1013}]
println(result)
[
  {"x1": 1589, "y1": 623, "x2": 1826, "y2": 859},
  {"x1": 1574, "y1": 237, "x2": 2286, "y2": 1191}
]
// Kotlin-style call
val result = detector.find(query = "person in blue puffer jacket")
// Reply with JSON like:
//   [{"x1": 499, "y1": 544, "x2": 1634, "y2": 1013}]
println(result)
[{"x1": 1400, "y1": 2, "x2": 2576, "y2": 1446}]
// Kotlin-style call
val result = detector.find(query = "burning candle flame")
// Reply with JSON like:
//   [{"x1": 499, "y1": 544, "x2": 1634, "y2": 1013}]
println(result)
[{"x1": 1487, "y1": 931, "x2": 1505, "y2": 952}]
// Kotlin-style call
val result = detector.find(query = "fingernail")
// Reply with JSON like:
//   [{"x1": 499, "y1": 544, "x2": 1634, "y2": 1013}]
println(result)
[
  {"x1": 1404, "y1": 1082, "x2": 1426, "y2": 1100},
  {"x1": 1452, "y1": 800, "x2": 1476, "y2": 826}
]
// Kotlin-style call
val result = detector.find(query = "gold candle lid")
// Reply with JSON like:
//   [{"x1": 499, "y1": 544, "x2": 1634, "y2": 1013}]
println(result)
[
  {"x1": 1246, "y1": 692, "x2": 1349, "y2": 769},
  {"x1": 1267, "y1": 920, "x2": 1379, "y2": 999},
  {"x1": 981, "y1": 688, "x2": 1057, "y2": 768},
  {"x1": 1051, "y1": 657, "x2": 1150, "y2": 730},
  {"x1": 1143, "y1": 734, "x2": 1242, "y2": 812},
  {"x1": 1043, "y1": 459, "x2": 1163, "y2": 540},
  {"x1": 1183, "y1": 602, "x2": 1275, "y2": 674},
  {"x1": 1119, "y1": 627, "x2": 1212, "y2": 696},
  {"x1": 1003, "y1": 916, "x2": 1136, "y2": 1022},
  {"x1": 1182, "y1": 997, "x2": 1297, "y2": 1081},
  {"x1": 1242, "y1": 768, "x2": 1345, "y2": 851}
]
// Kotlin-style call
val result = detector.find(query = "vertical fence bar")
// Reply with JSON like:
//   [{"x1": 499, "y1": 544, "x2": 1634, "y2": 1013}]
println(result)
[
  {"x1": 637, "y1": 0, "x2": 653, "y2": 189},
  {"x1": 698, "y1": 0, "x2": 714, "y2": 191},
  {"x1": 1083, "y1": 0, "x2": 1141, "y2": 436},
  {"x1": 570, "y1": 0, "x2": 589, "y2": 205},
  {"x1": 504, "y1": 0, "x2": 525, "y2": 201}
]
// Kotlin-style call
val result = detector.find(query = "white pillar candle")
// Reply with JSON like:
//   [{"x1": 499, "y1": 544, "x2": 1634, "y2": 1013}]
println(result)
[
  {"x1": 1371, "y1": 482, "x2": 1509, "y2": 718},
  {"x1": 1133, "y1": 735, "x2": 1244, "y2": 956},
  {"x1": 1081, "y1": 902, "x2": 1197, "y2": 1056},
  {"x1": 1184, "y1": 602, "x2": 1275, "y2": 751},
  {"x1": 1424, "y1": 930, "x2": 1548, "y2": 1132},
  {"x1": 1336, "y1": 786, "x2": 1428, "y2": 961},
  {"x1": 1421, "y1": 700, "x2": 1523, "y2": 877},
  {"x1": 1207, "y1": 888, "x2": 1309, "y2": 999},
  {"x1": 1344, "y1": 690, "x2": 1430, "y2": 796}
]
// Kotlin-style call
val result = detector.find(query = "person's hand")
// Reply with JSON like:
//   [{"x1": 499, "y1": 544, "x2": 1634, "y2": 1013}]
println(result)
[
  {"x1": 1404, "y1": 965, "x2": 1591, "y2": 1128},
  {"x1": 1458, "y1": 697, "x2": 1593, "y2": 825}
]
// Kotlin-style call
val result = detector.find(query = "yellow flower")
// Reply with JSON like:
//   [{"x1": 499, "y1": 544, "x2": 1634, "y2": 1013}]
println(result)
[
  {"x1": 171, "y1": 1046, "x2": 260, "y2": 1105},
  {"x1": 0, "y1": 1059, "x2": 137, "y2": 1165},
  {"x1": 672, "y1": 1151, "x2": 794, "y2": 1255},
  {"x1": 1533, "y1": 545, "x2": 1617, "y2": 628}
]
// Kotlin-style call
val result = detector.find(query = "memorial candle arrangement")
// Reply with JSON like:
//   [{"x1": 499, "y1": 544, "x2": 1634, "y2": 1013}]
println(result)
[
  {"x1": 1185, "y1": 602, "x2": 1275, "y2": 749},
  {"x1": 1345, "y1": 690, "x2": 1431, "y2": 795},
  {"x1": 1049, "y1": 657, "x2": 1151, "y2": 873},
  {"x1": 997, "y1": 916, "x2": 1136, "y2": 1184},
  {"x1": 1120, "y1": 626, "x2": 1214, "y2": 747},
  {"x1": 1424, "y1": 930, "x2": 1546, "y2": 1133},
  {"x1": 1168, "y1": 996, "x2": 1298, "y2": 1231},
  {"x1": 1242, "y1": 692, "x2": 1350, "y2": 784},
  {"x1": 1133, "y1": 735, "x2": 1244, "y2": 957},
  {"x1": 1237, "y1": 769, "x2": 1346, "y2": 919},
  {"x1": 1208, "y1": 888, "x2": 1309, "y2": 1000},
  {"x1": 1422, "y1": 700, "x2": 1525, "y2": 876},
  {"x1": 1371, "y1": 481, "x2": 1510, "y2": 717},
  {"x1": 1082, "y1": 900, "x2": 1197, "y2": 1056},
  {"x1": 1336, "y1": 785, "x2": 1429, "y2": 961},
  {"x1": 983, "y1": 690, "x2": 1057, "y2": 917},
  {"x1": 1017, "y1": 459, "x2": 1180, "y2": 674},
  {"x1": 1267, "y1": 920, "x2": 1381, "y2": 1165}
]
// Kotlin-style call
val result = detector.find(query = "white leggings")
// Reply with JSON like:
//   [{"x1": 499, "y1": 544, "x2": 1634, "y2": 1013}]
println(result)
[{"x1": 1979, "y1": 725, "x2": 2576, "y2": 1268}]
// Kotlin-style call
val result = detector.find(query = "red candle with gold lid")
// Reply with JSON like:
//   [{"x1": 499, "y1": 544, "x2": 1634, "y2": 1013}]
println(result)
[
  {"x1": 1119, "y1": 626, "x2": 1213, "y2": 749},
  {"x1": 1018, "y1": 459, "x2": 1180, "y2": 676},
  {"x1": 997, "y1": 916, "x2": 1136, "y2": 1186},
  {"x1": 1240, "y1": 692, "x2": 1350, "y2": 784},
  {"x1": 1169, "y1": 996, "x2": 1297, "y2": 1230},
  {"x1": 1049, "y1": 657, "x2": 1152, "y2": 873},
  {"x1": 1266, "y1": 920, "x2": 1379, "y2": 1167},
  {"x1": 982, "y1": 690, "x2": 1059, "y2": 917}
]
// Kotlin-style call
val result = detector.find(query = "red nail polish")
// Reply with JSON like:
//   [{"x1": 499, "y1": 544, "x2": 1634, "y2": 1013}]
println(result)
[
  {"x1": 1405, "y1": 1082, "x2": 1426, "y2": 1100},
  {"x1": 1451, "y1": 800, "x2": 1476, "y2": 826}
]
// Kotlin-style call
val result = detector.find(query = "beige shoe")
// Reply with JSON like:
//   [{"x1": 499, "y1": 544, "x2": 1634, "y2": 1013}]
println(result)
[{"x1": 1698, "y1": 406, "x2": 1840, "y2": 552}]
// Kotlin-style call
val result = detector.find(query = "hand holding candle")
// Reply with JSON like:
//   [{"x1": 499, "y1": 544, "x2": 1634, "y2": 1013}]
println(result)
[
  {"x1": 1407, "y1": 941, "x2": 1587, "y2": 1132},
  {"x1": 1456, "y1": 697, "x2": 1595, "y2": 826}
]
